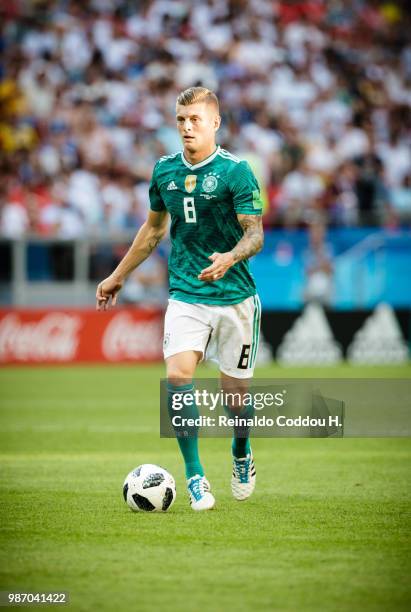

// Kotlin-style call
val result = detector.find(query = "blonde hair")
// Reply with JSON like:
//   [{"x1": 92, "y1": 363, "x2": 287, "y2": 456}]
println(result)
[{"x1": 176, "y1": 87, "x2": 219, "y2": 111}]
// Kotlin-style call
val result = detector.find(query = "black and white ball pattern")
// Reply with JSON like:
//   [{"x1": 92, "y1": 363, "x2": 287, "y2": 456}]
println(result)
[{"x1": 123, "y1": 464, "x2": 176, "y2": 512}]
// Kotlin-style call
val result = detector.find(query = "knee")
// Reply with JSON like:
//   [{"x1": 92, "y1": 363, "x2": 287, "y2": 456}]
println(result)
[
  {"x1": 166, "y1": 351, "x2": 201, "y2": 385},
  {"x1": 167, "y1": 368, "x2": 193, "y2": 386}
]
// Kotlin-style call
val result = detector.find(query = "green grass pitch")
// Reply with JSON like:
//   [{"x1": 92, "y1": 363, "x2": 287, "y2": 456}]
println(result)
[{"x1": 0, "y1": 363, "x2": 410, "y2": 612}]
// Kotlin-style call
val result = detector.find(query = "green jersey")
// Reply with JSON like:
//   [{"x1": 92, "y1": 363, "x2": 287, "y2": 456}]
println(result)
[{"x1": 149, "y1": 145, "x2": 262, "y2": 305}]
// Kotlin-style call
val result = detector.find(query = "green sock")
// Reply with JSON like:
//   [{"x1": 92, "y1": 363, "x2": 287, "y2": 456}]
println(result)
[
  {"x1": 167, "y1": 383, "x2": 204, "y2": 479},
  {"x1": 232, "y1": 436, "x2": 251, "y2": 459},
  {"x1": 227, "y1": 403, "x2": 254, "y2": 459}
]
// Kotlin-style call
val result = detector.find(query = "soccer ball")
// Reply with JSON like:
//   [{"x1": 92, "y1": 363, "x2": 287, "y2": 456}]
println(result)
[{"x1": 123, "y1": 464, "x2": 176, "y2": 512}]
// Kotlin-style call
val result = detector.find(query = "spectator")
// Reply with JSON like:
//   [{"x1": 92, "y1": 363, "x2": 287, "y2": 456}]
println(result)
[
  {"x1": 280, "y1": 159, "x2": 325, "y2": 226},
  {"x1": 389, "y1": 174, "x2": 411, "y2": 226},
  {"x1": 303, "y1": 221, "x2": 334, "y2": 306},
  {"x1": 0, "y1": 199, "x2": 29, "y2": 238}
]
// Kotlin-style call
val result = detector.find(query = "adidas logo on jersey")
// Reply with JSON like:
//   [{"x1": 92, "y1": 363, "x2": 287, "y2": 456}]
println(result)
[{"x1": 167, "y1": 181, "x2": 177, "y2": 190}]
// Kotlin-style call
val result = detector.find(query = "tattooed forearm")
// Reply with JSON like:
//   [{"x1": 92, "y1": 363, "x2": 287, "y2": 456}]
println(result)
[
  {"x1": 231, "y1": 215, "x2": 264, "y2": 263},
  {"x1": 146, "y1": 236, "x2": 161, "y2": 255}
]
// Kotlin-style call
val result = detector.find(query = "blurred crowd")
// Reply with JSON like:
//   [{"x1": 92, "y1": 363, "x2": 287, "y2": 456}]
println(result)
[{"x1": 1, "y1": 0, "x2": 411, "y2": 240}]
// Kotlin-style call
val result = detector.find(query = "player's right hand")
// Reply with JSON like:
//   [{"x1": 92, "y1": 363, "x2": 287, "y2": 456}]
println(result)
[{"x1": 96, "y1": 275, "x2": 124, "y2": 310}]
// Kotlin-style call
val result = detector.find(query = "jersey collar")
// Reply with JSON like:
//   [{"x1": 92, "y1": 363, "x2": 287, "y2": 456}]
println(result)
[{"x1": 181, "y1": 145, "x2": 220, "y2": 170}]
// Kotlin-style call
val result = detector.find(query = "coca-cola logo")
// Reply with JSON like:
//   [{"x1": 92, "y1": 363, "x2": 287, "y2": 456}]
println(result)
[
  {"x1": 0, "y1": 313, "x2": 82, "y2": 362},
  {"x1": 102, "y1": 312, "x2": 163, "y2": 361}
]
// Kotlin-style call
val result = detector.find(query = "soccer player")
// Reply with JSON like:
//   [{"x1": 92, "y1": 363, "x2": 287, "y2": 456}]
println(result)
[{"x1": 96, "y1": 87, "x2": 264, "y2": 511}]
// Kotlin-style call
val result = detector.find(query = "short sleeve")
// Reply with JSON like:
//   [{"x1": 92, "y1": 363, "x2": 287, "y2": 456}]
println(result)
[
  {"x1": 149, "y1": 163, "x2": 166, "y2": 212},
  {"x1": 229, "y1": 161, "x2": 263, "y2": 215}
]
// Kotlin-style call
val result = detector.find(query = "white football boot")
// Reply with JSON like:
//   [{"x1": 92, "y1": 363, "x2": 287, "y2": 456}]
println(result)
[
  {"x1": 187, "y1": 475, "x2": 215, "y2": 511},
  {"x1": 231, "y1": 452, "x2": 256, "y2": 501}
]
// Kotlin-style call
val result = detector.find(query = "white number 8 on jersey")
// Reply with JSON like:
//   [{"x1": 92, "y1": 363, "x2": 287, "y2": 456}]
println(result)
[{"x1": 183, "y1": 197, "x2": 197, "y2": 223}]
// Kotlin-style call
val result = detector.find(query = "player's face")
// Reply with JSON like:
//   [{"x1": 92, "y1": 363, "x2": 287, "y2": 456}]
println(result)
[{"x1": 176, "y1": 102, "x2": 220, "y2": 155}]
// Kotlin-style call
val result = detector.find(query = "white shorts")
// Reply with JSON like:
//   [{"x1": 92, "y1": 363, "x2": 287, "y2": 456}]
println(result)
[{"x1": 163, "y1": 295, "x2": 261, "y2": 379}]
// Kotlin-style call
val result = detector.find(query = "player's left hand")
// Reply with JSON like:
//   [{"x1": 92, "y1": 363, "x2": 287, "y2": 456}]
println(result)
[{"x1": 198, "y1": 252, "x2": 235, "y2": 282}]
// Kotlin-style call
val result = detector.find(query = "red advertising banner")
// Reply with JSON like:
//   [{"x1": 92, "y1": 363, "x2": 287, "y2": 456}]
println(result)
[{"x1": 0, "y1": 308, "x2": 164, "y2": 364}]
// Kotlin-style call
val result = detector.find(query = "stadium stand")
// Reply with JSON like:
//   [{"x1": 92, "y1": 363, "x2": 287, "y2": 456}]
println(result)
[{"x1": 1, "y1": 0, "x2": 410, "y2": 238}]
